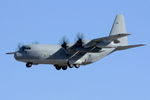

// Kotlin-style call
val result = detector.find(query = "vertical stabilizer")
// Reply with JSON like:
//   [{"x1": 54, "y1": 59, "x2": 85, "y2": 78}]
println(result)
[{"x1": 110, "y1": 14, "x2": 128, "y2": 46}]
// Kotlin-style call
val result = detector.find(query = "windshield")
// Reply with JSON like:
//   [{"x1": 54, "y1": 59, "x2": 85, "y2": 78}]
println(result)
[{"x1": 19, "y1": 46, "x2": 31, "y2": 52}]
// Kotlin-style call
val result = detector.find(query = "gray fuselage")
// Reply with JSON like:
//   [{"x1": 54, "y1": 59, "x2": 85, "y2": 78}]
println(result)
[{"x1": 14, "y1": 43, "x2": 115, "y2": 66}]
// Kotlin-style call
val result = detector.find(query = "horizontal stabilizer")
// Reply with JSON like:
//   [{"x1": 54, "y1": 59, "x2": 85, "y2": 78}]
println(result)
[{"x1": 116, "y1": 44, "x2": 145, "y2": 50}]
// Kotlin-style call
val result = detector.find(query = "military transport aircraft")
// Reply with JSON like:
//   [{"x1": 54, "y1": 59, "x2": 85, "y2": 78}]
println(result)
[{"x1": 6, "y1": 14, "x2": 144, "y2": 70}]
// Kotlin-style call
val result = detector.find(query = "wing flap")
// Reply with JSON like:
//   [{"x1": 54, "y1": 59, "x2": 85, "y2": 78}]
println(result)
[{"x1": 77, "y1": 47, "x2": 104, "y2": 53}]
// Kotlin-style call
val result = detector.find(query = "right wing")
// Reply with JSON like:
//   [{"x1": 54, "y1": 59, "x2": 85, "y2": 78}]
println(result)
[{"x1": 66, "y1": 33, "x2": 129, "y2": 54}]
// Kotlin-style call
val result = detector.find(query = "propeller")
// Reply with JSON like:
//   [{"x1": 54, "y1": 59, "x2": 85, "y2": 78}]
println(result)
[
  {"x1": 60, "y1": 36, "x2": 69, "y2": 50},
  {"x1": 16, "y1": 43, "x2": 24, "y2": 51},
  {"x1": 6, "y1": 43, "x2": 22, "y2": 54},
  {"x1": 75, "y1": 33, "x2": 84, "y2": 47},
  {"x1": 32, "y1": 41, "x2": 39, "y2": 44},
  {"x1": 6, "y1": 41, "x2": 39, "y2": 55}
]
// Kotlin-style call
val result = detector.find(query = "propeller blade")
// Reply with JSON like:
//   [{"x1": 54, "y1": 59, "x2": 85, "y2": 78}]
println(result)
[
  {"x1": 16, "y1": 43, "x2": 24, "y2": 51},
  {"x1": 75, "y1": 33, "x2": 84, "y2": 47},
  {"x1": 32, "y1": 41, "x2": 39, "y2": 44},
  {"x1": 60, "y1": 36, "x2": 69, "y2": 49}
]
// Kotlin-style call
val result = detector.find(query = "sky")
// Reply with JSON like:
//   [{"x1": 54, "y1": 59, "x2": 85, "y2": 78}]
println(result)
[{"x1": 0, "y1": 0, "x2": 150, "y2": 100}]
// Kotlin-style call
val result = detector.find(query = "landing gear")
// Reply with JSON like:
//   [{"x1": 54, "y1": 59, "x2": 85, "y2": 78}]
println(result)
[
  {"x1": 67, "y1": 61, "x2": 73, "y2": 68},
  {"x1": 26, "y1": 62, "x2": 32, "y2": 68},
  {"x1": 68, "y1": 64, "x2": 73, "y2": 68},
  {"x1": 62, "y1": 66, "x2": 67, "y2": 70},
  {"x1": 54, "y1": 64, "x2": 80, "y2": 70},
  {"x1": 54, "y1": 65, "x2": 61, "y2": 70},
  {"x1": 67, "y1": 62, "x2": 73, "y2": 68},
  {"x1": 74, "y1": 64, "x2": 80, "y2": 68},
  {"x1": 56, "y1": 66, "x2": 61, "y2": 70},
  {"x1": 54, "y1": 65, "x2": 68, "y2": 70}
]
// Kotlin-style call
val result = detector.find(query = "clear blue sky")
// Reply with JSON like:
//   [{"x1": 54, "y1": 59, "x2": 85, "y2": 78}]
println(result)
[{"x1": 0, "y1": 0, "x2": 150, "y2": 100}]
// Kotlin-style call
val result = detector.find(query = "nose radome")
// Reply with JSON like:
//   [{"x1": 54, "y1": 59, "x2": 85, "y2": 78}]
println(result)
[{"x1": 14, "y1": 52, "x2": 23, "y2": 60}]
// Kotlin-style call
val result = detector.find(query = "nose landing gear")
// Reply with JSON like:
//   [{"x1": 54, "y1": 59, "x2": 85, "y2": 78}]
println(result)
[{"x1": 26, "y1": 62, "x2": 32, "y2": 68}]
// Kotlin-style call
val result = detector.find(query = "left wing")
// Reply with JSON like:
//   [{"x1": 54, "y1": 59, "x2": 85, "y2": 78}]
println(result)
[{"x1": 116, "y1": 44, "x2": 145, "y2": 50}]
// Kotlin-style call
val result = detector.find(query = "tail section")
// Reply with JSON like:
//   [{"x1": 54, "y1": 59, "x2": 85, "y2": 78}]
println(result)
[
  {"x1": 110, "y1": 14, "x2": 128, "y2": 46},
  {"x1": 110, "y1": 14, "x2": 145, "y2": 50}
]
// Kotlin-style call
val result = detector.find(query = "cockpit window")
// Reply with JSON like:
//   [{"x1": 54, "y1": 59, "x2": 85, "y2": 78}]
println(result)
[
  {"x1": 20, "y1": 46, "x2": 31, "y2": 51},
  {"x1": 23, "y1": 46, "x2": 31, "y2": 50}
]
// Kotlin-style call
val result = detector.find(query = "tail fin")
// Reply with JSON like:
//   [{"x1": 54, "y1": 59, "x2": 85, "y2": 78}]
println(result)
[{"x1": 110, "y1": 14, "x2": 128, "y2": 46}]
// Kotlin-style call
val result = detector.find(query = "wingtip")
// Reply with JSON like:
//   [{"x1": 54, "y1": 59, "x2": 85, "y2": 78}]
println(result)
[
  {"x1": 118, "y1": 33, "x2": 131, "y2": 36},
  {"x1": 125, "y1": 33, "x2": 131, "y2": 36},
  {"x1": 133, "y1": 44, "x2": 146, "y2": 47},
  {"x1": 6, "y1": 52, "x2": 16, "y2": 54},
  {"x1": 140, "y1": 44, "x2": 146, "y2": 46}
]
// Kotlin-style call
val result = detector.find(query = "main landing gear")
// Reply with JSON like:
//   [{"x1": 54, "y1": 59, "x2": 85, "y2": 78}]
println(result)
[
  {"x1": 54, "y1": 65, "x2": 68, "y2": 70},
  {"x1": 26, "y1": 62, "x2": 32, "y2": 68},
  {"x1": 55, "y1": 65, "x2": 61, "y2": 70},
  {"x1": 54, "y1": 64, "x2": 80, "y2": 70},
  {"x1": 74, "y1": 64, "x2": 80, "y2": 68}
]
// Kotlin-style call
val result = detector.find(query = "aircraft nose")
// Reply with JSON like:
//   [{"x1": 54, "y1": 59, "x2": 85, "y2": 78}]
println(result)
[{"x1": 14, "y1": 52, "x2": 23, "y2": 60}]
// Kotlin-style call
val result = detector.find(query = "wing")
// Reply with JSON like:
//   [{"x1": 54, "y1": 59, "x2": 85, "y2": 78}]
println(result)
[{"x1": 65, "y1": 33, "x2": 129, "y2": 54}]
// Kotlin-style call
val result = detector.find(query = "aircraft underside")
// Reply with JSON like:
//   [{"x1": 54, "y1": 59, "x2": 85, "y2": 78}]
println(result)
[{"x1": 15, "y1": 48, "x2": 115, "y2": 70}]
